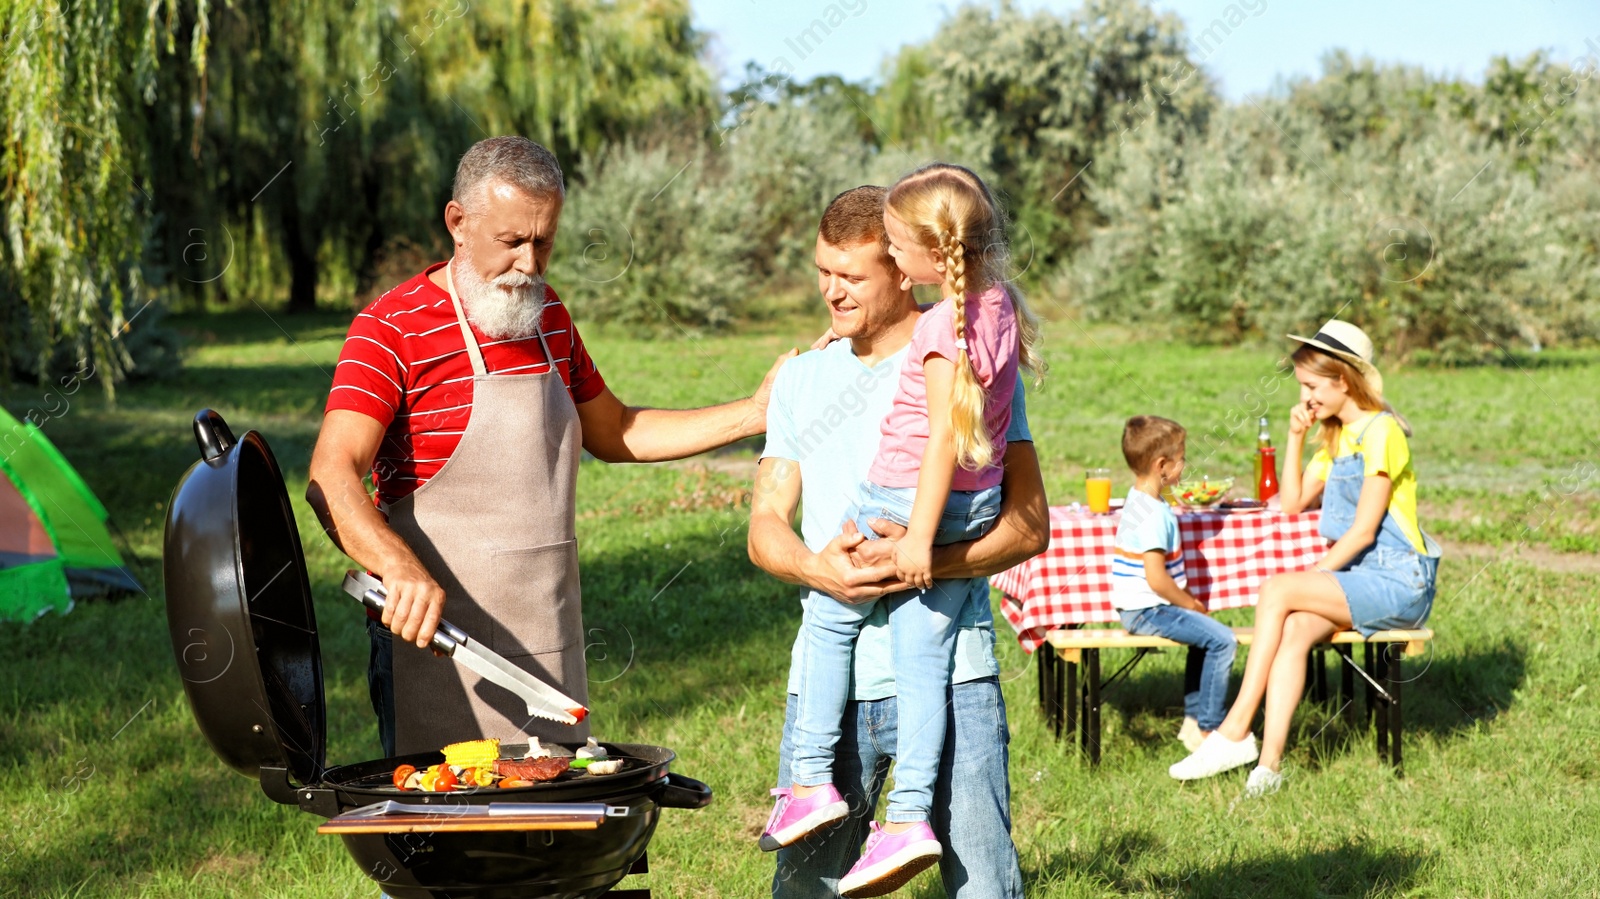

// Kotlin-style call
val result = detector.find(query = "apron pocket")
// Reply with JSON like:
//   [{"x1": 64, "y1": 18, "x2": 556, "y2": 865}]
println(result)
[{"x1": 484, "y1": 539, "x2": 583, "y2": 655}]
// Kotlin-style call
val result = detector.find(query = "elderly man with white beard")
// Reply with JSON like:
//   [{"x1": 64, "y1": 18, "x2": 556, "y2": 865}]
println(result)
[{"x1": 308, "y1": 136, "x2": 791, "y2": 756}]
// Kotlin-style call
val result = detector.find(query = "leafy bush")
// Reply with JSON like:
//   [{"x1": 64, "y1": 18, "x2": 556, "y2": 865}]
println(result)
[
  {"x1": 556, "y1": 96, "x2": 921, "y2": 331},
  {"x1": 1066, "y1": 51, "x2": 1600, "y2": 358},
  {"x1": 875, "y1": 0, "x2": 1216, "y2": 270},
  {"x1": 553, "y1": 141, "x2": 755, "y2": 331}
]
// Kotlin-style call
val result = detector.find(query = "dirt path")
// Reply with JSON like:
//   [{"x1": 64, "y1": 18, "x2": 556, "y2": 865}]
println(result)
[
  {"x1": 1438, "y1": 540, "x2": 1600, "y2": 575},
  {"x1": 660, "y1": 455, "x2": 760, "y2": 478}
]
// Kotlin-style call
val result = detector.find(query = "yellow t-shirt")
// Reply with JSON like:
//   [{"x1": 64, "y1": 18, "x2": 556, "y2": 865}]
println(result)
[{"x1": 1304, "y1": 413, "x2": 1425, "y2": 553}]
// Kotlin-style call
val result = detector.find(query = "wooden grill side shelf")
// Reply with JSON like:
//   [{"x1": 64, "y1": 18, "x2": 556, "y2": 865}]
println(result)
[
  {"x1": 317, "y1": 814, "x2": 603, "y2": 834},
  {"x1": 1036, "y1": 626, "x2": 1433, "y2": 776}
]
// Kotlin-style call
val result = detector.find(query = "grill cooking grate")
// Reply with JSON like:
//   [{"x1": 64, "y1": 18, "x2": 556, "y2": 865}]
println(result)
[{"x1": 344, "y1": 756, "x2": 639, "y2": 794}]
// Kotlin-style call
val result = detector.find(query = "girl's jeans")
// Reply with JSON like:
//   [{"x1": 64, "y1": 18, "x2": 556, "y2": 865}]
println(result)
[
  {"x1": 773, "y1": 680, "x2": 1023, "y2": 898},
  {"x1": 791, "y1": 480, "x2": 1001, "y2": 823}
]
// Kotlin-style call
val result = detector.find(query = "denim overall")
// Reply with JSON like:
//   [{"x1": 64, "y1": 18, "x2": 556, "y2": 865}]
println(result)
[{"x1": 1320, "y1": 412, "x2": 1441, "y2": 635}]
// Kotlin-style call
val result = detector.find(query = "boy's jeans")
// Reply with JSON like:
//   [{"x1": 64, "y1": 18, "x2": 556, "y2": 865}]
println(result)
[
  {"x1": 1118, "y1": 604, "x2": 1236, "y2": 731},
  {"x1": 791, "y1": 481, "x2": 1001, "y2": 822},
  {"x1": 773, "y1": 680, "x2": 1024, "y2": 899}
]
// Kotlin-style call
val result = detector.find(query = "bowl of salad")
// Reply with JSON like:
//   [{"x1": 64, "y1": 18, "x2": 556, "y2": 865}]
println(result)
[{"x1": 1169, "y1": 477, "x2": 1233, "y2": 508}]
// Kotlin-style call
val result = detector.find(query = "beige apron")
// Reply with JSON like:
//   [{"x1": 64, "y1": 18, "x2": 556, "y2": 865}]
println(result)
[{"x1": 388, "y1": 261, "x2": 590, "y2": 754}]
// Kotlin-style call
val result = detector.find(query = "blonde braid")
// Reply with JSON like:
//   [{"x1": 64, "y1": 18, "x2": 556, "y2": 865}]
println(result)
[
  {"x1": 941, "y1": 228, "x2": 968, "y2": 350},
  {"x1": 939, "y1": 224, "x2": 993, "y2": 471}
]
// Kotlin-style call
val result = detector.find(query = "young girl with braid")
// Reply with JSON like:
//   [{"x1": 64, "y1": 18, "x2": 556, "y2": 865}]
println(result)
[{"x1": 761, "y1": 163, "x2": 1042, "y2": 897}]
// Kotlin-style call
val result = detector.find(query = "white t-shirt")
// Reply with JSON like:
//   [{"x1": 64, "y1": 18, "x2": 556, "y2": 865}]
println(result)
[{"x1": 1110, "y1": 488, "x2": 1187, "y2": 612}]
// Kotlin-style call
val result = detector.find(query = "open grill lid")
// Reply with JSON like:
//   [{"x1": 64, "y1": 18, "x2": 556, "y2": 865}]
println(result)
[{"x1": 162, "y1": 409, "x2": 326, "y2": 788}]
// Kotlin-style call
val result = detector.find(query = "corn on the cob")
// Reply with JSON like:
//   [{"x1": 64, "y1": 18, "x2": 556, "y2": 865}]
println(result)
[{"x1": 442, "y1": 738, "x2": 500, "y2": 769}]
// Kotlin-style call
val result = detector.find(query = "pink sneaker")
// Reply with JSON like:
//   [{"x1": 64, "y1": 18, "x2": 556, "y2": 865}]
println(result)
[
  {"x1": 838, "y1": 821, "x2": 943, "y2": 897},
  {"x1": 758, "y1": 785, "x2": 849, "y2": 851}
]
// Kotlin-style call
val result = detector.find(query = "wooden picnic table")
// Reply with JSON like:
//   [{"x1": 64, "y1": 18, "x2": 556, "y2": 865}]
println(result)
[{"x1": 992, "y1": 504, "x2": 1435, "y2": 775}]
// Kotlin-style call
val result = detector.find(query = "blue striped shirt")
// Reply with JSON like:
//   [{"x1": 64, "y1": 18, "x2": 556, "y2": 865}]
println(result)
[{"x1": 1110, "y1": 488, "x2": 1186, "y2": 611}]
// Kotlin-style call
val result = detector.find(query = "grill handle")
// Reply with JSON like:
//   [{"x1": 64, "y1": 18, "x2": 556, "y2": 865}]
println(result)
[
  {"x1": 193, "y1": 409, "x2": 237, "y2": 462},
  {"x1": 654, "y1": 773, "x2": 713, "y2": 810},
  {"x1": 343, "y1": 570, "x2": 467, "y2": 655}
]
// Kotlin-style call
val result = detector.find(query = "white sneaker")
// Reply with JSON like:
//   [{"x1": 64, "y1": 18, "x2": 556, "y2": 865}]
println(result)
[
  {"x1": 1244, "y1": 765, "x2": 1283, "y2": 797},
  {"x1": 1177, "y1": 717, "x2": 1204, "y2": 752},
  {"x1": 1168, "y1": 732, "x2": 1259, "y2": 781}
]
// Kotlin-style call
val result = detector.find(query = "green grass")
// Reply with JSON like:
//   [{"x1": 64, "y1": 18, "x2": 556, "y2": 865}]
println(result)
[{"x1": 2, "y1": 309, "x2": 1598, "y2": 897}]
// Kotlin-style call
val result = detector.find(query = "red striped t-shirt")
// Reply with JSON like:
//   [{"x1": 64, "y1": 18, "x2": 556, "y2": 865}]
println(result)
[{"x1": 325, "y1": 261, "x2": 607, "y2": 509}]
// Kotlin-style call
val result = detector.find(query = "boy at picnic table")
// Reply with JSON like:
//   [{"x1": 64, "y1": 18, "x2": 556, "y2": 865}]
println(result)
[{"x1": 1110, "y1": 416, "x2": 1237, "y2": 751}]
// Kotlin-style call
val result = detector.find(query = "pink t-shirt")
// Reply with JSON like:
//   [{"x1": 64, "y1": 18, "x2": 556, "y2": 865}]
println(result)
[{"x1": 867, "y1": 285, "x2": 1019, "y2": 491}]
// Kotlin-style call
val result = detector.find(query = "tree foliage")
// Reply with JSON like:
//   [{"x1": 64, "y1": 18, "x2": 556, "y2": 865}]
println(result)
[
  {"x1": 0, "y1": 0, "x2": 180, "y2": 387},
  {"x1": 554, "y1": 92, "x2": 920, "y2": 332},
  {"x1": 3, "y1": 0, "x2": 1596, "y2": 380},
  {"x1": 174, "y1": 0, "x2": 716, "y2": 314},
  {"x1": 875, "y1": 0, "x2": 1216, "y2": 267},
  {"x1": 1, "y1": 0, "x2": 715, "y2": 386}
]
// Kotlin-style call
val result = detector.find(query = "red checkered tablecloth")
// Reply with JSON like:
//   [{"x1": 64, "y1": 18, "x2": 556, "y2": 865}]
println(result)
[{"x1": 995, "y1": 505, "x2": 1326, "y2": 651}]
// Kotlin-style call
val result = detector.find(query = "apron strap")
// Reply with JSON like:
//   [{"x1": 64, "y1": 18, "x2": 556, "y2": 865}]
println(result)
[
  {"x1": 532, "y1": 299, "x2": 556, "y2": 365},
  {"x1": 444, "y1": 261, "x2": 560, "y2": 380},
  {"x1": 444, "y1": 260, "x2": 489, "y2": 378}
]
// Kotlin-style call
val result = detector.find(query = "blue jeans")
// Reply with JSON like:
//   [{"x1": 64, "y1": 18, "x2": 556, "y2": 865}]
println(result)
[
  {"x1": 791, "y1": 481, "x2": 1002, "y2": 822},
  {"x1": 367, "y1": 618, "x2": 397, "y2": 758},
  {"x1": 1118, "y1": 604, "x2": 1236, "y2": 731},
  {"x1": 773, "y1": 680, "x2": 1023, "y2": 899}
]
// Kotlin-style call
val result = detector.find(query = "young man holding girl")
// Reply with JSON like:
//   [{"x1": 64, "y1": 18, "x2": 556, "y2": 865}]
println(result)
[{"x1": 748, "y1": 185, "x2": 1046, "y2": 898}]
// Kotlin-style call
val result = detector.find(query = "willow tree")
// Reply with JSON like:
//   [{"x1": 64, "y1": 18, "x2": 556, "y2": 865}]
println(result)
[
  {"x1": 1, "y1": 0, "x2": 205, "y2": 385},
  {"x1": 4, "y1": 0, "x2": 716, "y2": 385},
  {"x1": 177, "y1": 0, "x2": 716, "y2": 313},
  {"x1": 174, "y1": 0, "x2": 404, "y2": 314},
  {"x1": 469, "y1": 0, "x2": 715, "y2": 164}
]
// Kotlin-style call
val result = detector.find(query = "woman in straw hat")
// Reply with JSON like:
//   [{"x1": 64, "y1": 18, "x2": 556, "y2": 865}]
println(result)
[{"x1": 1168, "y1": 319, "x2": 1441, "y2": 795}]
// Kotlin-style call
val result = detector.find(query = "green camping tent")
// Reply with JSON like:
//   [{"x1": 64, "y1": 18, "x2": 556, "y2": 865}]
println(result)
[{"x1": 0, "y1": 406, "x2": 141, "y2": 623}]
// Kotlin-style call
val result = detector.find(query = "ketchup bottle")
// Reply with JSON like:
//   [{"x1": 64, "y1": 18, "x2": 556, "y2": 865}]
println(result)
[{"x1": 1257, "y1": 446, "x2": 1279, "y2": 502}]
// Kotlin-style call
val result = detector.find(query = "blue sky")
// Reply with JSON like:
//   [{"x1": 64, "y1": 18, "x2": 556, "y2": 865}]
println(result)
[{"x1": 692, "y1": 0, "x2": 1600, "y2": 99}]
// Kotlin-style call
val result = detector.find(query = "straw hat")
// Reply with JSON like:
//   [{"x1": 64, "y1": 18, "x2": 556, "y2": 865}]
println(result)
[{"x1": 1287, "y1": 319, "x2": 1383, "y2": 398}]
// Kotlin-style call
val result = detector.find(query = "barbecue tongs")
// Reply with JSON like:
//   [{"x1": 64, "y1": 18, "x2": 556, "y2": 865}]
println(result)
[{"x1": 343, "y1": 570, "x2": 588, "y2": 726}]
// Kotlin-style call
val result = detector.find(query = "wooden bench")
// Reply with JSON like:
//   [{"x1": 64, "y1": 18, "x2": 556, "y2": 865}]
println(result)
[{"x1": 1036, "y1": 626, "x2": 1433, "y2": 776}]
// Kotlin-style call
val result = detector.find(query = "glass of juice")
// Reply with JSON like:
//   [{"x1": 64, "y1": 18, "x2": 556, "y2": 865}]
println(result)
[{"x1": 1085, "y1": 468, "x2": 1113, "y2": 514}]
